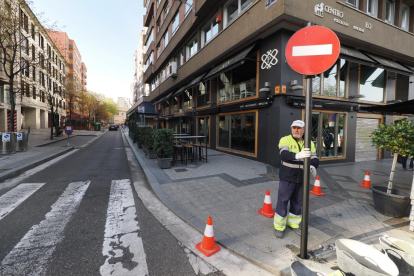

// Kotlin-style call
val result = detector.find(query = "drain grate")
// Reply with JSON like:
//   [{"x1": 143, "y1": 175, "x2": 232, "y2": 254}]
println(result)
[{"x1": 175, "y1": 168, "x2": 188, "y2": 172}]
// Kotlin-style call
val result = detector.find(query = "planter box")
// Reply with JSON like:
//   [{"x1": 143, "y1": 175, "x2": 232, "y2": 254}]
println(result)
[
  {"x1": 147, "y1": 149, "x2": 157, "y2": 159},
  {"x1": 370, "y1": 186, "x2": 411, "y2": 218},
  {"x1": 158, "y1": 158, "x2": 172, "y2": 169}
]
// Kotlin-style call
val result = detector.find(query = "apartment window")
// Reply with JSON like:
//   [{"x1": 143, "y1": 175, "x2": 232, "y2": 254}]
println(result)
[
  {"x1": 21, "y1": 60, "x2": 29, "y2": 77},
  {"x1": 39, "y1": 35, "x2": 44, "y2": 49},
  {"x1": 172, "y1": 13, "x2": 179, "y2": 35},
  {"x1": 33, "y1": 86, "x2": 36, "y2": 99},
  {"x1": 156, "y1": 43, "x2": 161, "y2": 58},
  {"x1": 359, "y1": 66, "x2": 386, "y2": 102},
  {"x1": 156, "y1": 19, "x2": 161, "y2": 34},
  {"x1": 311, "y1": 112, "x2": 346, "y2": 158},
  {"x1": 186, "y1": 0, "x2": 193, "y2": 16},
  {"x1": 32, "y1": 66, "x2": 36, "y2": 81},
  {"x1": 164, "y1": 30, "x2": 169, "y2": 47},
  {"x1": 31, "y1": 23, "x2": 35, "y2": 39},
  {"x1": 385, "y1": 0, "x2": 395, "y2": 24},
  {"x1": 145, "y1": 28, "x2": 153, "y2": 50},
  {"x1": 202, "y1": 16, "x2": 219, "y2": 46},
  {"x1": 367, "y1": 0, "x2": 378, "y2": 17},
  {"x1": 345, "y1": 0, "x2": 358, "y2": 8},
  {"x1": 164, "y1": 2, "x2": 170, "y2": 17},
  {"x1": 218, "y1": 111, "x2": 256, "y2": 155},
  {"x1": 224, "y1": 0, "x2": 252, "y2": 27},
  {"x1": 186, "y1": 36, "x2": 198, "y2": 59},
  {"x1": 31, "y1": 45, "x2": 35, "y2": 60},
  {"x1": 218, "y1": 54, "x2": 258, "y2": 103},
  {"x1": 312, "y1": 59, "x2": 349, "y2": 98},
  {"x1": 20, "y1": 9, "x2": 28, "y2": 32},
  {"x1": 401, "y1": 5, "x2": 410, "y2": 31},
  {"x1": 145, "y1": 51, "x2": 153, "y2": 70},
  {"x1": 157, "y1": 0, "x2": 161, "y2": 8}
]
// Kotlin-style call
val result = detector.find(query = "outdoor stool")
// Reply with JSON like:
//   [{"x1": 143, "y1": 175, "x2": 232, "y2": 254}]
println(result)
[
  {"x1": 192, "y1": 143, "x2": 204, "y2": 163},
  {"x1": 173, "y1": 144, "x2": 184, "y2": 166},
  {"x1": 183, "y1": 144, "x2": 196, "y2": 165}
]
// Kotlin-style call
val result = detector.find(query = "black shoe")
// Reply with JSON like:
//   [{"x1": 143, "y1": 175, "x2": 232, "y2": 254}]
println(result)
[
  {"x1": 274, "y1": 229, "x2": 284, "y2": 239},
  {"x1": 288, "y1": 226, "x2": 301, "y2": 236}
]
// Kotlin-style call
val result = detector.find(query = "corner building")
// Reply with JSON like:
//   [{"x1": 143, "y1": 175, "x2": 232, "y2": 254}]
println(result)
[{"x1": 143, "y1": 0, "x2": 414, "y2": 167}]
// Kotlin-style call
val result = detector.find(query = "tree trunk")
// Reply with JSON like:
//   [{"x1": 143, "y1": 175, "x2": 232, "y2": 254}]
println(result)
[
  {"x1": 387, "y1": 152, "x2": 398, "y2": 194},
  {"x1": 50, "y1": 103, "x2": 54, "y2": 140},
  {"x1": 8, "y1": 76, "x2": 15, "y2": 132}
]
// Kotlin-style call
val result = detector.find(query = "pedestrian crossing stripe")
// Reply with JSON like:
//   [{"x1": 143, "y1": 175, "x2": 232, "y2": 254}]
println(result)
[
  {"x1": 100, "y1": 179, "x2": 149, "y2": 276},
  {"x1": 0, "y1": 183, "x2": 45, "y2": 221},
  {"x1": 0, "y1": 181, "x2": 90, "y2": 275}
]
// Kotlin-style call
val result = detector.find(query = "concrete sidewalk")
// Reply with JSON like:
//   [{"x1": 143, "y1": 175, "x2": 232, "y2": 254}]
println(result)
[
  {"x1": 0, "y1": 128, "x2": 106, "y2": 183},
  {"x1": 123, "y1": 128, "x2": 414, "y2": 275}
]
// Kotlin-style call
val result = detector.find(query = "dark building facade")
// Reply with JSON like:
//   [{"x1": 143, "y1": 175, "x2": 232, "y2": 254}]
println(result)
[{"x1": 142, "y1": 0, "x2": 414, "y2": 168}]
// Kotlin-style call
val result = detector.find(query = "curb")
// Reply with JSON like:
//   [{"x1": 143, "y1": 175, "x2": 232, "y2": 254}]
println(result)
[
  {"x1": 35, "y1": 131, "x2": 105, "y2": 147},
  {"x1": 0, "y1": 147, "x2": 75, "y2": 183},
  {"x1": 122, "y1": 130, "x2": 291, "y2": 275}
]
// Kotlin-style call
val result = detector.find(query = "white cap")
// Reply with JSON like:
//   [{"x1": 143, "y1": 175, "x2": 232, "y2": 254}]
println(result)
[{"x1": 291, "y1": 120, "x2": 305, "y2": 128}]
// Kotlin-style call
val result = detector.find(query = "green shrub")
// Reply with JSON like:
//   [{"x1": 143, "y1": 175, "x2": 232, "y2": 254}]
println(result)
[
  {"x1": 154, "y1": 129, "x2": 174, "y2": 158},
  {"x1": 141, "y1": 126, "x2": 154, "y2": 150}
]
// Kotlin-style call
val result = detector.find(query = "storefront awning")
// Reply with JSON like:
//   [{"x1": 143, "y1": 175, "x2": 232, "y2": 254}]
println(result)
[
  {"x1": 362, "y1": 52, "x2": 414, "y2": 76},
  {"x1": 172, "y1": 86, "x2": 186, "y2": 97},
  {"x1": 203, "y1": 43, "x2": 256, "y2": 80},
  {"x1": 153, "y1": 91, "x2": 174, "y2": 105},
  {"x1": 339, "y1": 46, "x2": 376, "y2": 67},
  {"x1": 185, "y1": 72, "x2": 208, "y2": 89},
  {"x1": 360, "y1": 99, "x2": 414, "y2": 115}
]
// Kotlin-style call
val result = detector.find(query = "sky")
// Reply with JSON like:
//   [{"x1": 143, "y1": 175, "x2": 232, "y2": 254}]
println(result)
[{"x1": 31, "y1": 0, "x2": 146, "y2": 104}]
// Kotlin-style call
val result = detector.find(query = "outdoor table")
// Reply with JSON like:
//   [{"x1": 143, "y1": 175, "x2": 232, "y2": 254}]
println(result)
[
  {"x1": 174, "y1": 136, "x2": 208, "y2": 164},
  {"x1": 173, "y1": 133, "x2": 189, "y2": 136}
]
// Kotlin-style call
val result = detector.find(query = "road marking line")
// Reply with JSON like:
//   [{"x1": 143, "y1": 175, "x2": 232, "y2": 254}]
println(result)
[
  {"x1": 100, "y1": 179, "x2": 148, "y2": 276},
  {"x1": 0, "y1": 183, "x2": 45, "y2": 221},
  {"x1": 0, "y1": 181, "x2": 90, "y2": 275},
  {"x1": 292, "y1": 44, "x2": 333, "y2": 56}
]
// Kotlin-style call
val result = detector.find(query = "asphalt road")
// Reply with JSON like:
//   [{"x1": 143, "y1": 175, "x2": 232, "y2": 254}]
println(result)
[{"x1": 0, "y1": 130, "x2": 197, "y2": 276}]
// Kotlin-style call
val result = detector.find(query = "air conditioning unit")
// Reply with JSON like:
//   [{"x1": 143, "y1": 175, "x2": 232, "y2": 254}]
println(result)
[{"x1": 169, "y1": 61, "x2": 178, "y2": 78}]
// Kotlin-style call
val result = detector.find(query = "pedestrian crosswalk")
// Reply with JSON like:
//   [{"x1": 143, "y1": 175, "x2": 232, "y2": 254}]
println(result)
[{"x1": 0, "y1": 179, "x2": 147, "y2": 276}]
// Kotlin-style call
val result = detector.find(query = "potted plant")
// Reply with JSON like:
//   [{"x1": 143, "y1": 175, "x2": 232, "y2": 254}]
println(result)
[
  {"x1": 154, "y1": 128, "x2": 174, "y2": 169},
  {"x1": 370, "y1": 119, "x2": 413, "y2": 217},
  {"x1": 135, "y1": 127, "x2": 143, "y2": 149},
  {"x1": 143, "y1": 127, "x2": 156, "y2": 159},
  {"x1": 140, "y1": 126, "x2": 151, "y2": 155}
]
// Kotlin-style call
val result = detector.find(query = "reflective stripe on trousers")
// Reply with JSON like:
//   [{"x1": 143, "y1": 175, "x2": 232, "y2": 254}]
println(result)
[
  {"x1": 273, "y1": 213, "x2": 287, "y2": 231},
  {"x1": 287, "y1": 212, "x2": 302, "y2": 229}
]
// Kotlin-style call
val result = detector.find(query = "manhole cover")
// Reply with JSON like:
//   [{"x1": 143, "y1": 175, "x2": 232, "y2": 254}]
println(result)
[{"x1": 175, "y1": 169, "x2": 188, "y2": 172}]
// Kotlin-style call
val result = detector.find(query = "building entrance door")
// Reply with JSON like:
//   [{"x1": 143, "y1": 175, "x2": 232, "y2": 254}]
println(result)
[{"x1": 355, "y1": 117, "x2": 381, "y2": 162}]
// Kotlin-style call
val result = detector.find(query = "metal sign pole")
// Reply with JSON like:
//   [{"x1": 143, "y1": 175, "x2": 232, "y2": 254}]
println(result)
[
  {"x1": 67, "y1": 134, "x2": 70, "y2": 147},
  {"x1": 300, "y1": 21, "x2": 314, "y2": 260}
]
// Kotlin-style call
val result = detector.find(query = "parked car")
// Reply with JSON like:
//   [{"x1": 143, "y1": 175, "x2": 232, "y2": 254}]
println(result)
[{"x1": 109, "y1": 124, "x2": 118, "y2": 131}]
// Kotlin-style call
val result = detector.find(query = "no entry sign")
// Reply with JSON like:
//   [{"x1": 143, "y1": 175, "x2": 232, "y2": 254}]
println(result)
[
  {"x1": 285, "y1": 26, "x2": 340, "y2": 75},
  {"x1": 65, "y1": 126, "x2": 73, "y2": 135}
]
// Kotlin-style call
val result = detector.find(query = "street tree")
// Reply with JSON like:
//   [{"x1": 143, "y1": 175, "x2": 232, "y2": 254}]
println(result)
[
  {"x1": 371, "y1": 119, "x2": 414, "y2": 193},
  {"x1": 0, "y1": 0, "x2": 59, "y2": 132},
  {"x1": 64, "y1": 75, "x2": 78, "y2": 124}
]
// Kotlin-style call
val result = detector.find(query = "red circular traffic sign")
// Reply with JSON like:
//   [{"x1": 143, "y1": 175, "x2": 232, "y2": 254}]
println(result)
[
  {"x1": 65, "y1": 126, "x2": 73, "y2": 135},
  {"x1": 285, "y1": 26, "x2": 340, "y2": 75}
]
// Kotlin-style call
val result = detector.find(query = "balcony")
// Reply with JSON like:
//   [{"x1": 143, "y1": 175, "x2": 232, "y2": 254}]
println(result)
[{"x1": 144, "y1": 0, "x2": 154, "y2": 27}]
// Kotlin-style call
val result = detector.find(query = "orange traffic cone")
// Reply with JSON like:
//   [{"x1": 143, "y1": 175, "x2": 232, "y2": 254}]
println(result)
[
  {"x1": 258, "y1": 190, "x2": 275, "y2": 218},
  {"x1": 310, "y1": 176, "x2": 325, "y2": 196},
  {"x1": 196, "y1": 217, "x2": 221, "y2": 257},
  {"x1": 359, "y1": 171, "x2": 372, "y2": 188}
]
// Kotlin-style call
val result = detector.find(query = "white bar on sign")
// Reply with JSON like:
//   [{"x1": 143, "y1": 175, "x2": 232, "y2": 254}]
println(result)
[{"x1": 292, "y1": 44, "x2": 333, "y2": 57}]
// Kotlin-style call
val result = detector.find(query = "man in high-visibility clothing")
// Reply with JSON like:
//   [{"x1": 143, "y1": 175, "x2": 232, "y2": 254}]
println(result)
[{"x1": 274, "y1": 120, "x2": 319, "y2": 238}]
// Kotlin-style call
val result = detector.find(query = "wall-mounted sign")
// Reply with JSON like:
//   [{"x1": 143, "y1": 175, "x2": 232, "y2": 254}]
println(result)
[
  {"x1": 240, "y1": 101, "x2": 269, "y2": 110},
  {"x1": 2, "y1": 133, "x2": 10, "y2": 142},
  {"x1": 275, "y1": 85, "x2": 280, "y2": 94},
  {"x1": 261, "y1": 49, "x2": 278, "y2": 69},
  {"x1": 17, "y1": 133, "x2": 23, "y2": 140},
  {"x1": 265, "y1": 0, "x2": 277, "y2": 10}
]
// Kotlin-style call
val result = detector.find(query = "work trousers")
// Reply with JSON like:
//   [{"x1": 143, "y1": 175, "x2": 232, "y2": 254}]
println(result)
[{"x1": 276, "y1": 179, "x2": 303, "y2": 217}]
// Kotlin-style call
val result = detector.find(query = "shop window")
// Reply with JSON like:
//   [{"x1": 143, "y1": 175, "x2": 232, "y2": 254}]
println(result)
[
  {"x1": 197, "y1": 116, "x2": 210, "y2": 145},
  {"x1": 202, "y1": 15, "x2": 219, "y2": 46},
  {"x1": 395, "y1": 75, "x2": 409, "y2": 102},
  {"x1": 401, "y1": 5, "x2": 410, "y2": 31},
  {"x1": 367, "y1": 0, "x2": 378, "y2": 17},
  {"x1": 183, "y1": 89, "x2": 193, "y2": 110},
  {"x1": 218, "y1": 56, "x2": 257, "y2": 103},
  {"x1": 359, "y1": 67, "x2": 386, "y2": 102},
  {"x1": 385, "y1": 0, "x2": 395, "y2": 24},
  {"x1": 345, "y1": 0, "x2": 358, "y2": 8},
  {"x1": 197, "y1": 81, "x2": 210, "y2": 107},
  {"x1": 224, "y1": 0, "x2": 252, "y2": 27},
  {"x1": 312, "y1": 59, "x2": 348, "y2": 98},
  {"x1": 186, "y1": 36, "x2": 198, "y2": 59},
  {"x1": 173, "y1": 96, "x2": 180, "y2": 113},
  {"x1": 311, "y1": 112, "x2": 346, "y2": 159},
  {"x1": 218, "y1": 112, "x2": 256, "y2": 155}
]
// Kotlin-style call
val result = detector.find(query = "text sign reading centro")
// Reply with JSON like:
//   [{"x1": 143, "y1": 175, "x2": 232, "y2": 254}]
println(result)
[{"x1": 285, "y1": 26, "x2": 340, "y2": 76}]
